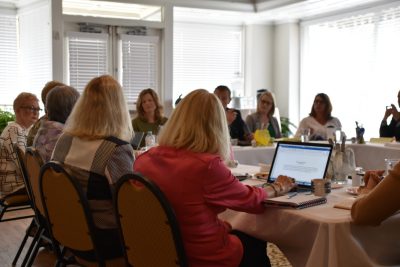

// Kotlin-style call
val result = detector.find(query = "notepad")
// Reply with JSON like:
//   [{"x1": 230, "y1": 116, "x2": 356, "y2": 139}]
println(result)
[
  {"x1": 264, "y1": 194, "x2": 327, "y2": 209},
  {"x1": 333, "y1": 198, "x2": 356, "y2": 210}
]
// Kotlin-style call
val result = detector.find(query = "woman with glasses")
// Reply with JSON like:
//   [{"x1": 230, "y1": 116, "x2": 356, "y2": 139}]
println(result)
[
  {"x1": 295, "y1": 93, "x2": 342, "y2": 141},
  {"x1": 0, "y1": 92, "x2": 39, "y2": 197},
  {"x1": 245, "y1": 91, "x2": 282, "y2": 138}
]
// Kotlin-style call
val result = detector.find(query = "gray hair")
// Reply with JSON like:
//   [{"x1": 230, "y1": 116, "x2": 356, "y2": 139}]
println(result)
[{"x1": 46, "y1": 86, "x2": 80, "y2": 123}]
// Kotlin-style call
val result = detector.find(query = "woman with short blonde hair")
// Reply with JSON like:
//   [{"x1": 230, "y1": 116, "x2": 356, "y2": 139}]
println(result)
[
  {"x1": 52, "y1": 75, "x2": 134, "y2": 261},
  {"x1": 158, "y1": 89, "x2": 230, "y2": 160},
  {"x1": 65, "y1": 75, "x2": 133, "y2": 142},
  {"x1": 134, "y1": 89, "x2": 294, "y2": 267}
]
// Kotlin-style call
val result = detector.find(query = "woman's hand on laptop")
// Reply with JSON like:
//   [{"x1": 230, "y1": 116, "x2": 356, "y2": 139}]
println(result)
[{"x1": 273, "y1": 176, "x2": 296, "y2": 196}]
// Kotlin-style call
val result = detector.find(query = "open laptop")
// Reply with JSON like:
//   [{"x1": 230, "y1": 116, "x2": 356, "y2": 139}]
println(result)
[
  {"x1": 130, "y1": 132, "x2": 145, "y2": 150},
  {"x1": 267, "y1": 141, "x2": 333, "y2": 189}
]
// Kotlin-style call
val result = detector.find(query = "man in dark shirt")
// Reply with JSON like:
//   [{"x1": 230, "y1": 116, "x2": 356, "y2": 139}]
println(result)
[
  {"x1": 214, "y1": 85, "x2": 252, "y2": 144},
  {"x1": 380, "y1": 90, "x2": 400, "y2": 141}
]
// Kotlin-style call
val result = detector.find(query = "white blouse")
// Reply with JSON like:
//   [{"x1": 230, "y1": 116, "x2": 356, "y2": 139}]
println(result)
[{"x1": 295, "y1": 116, "x2": 342, "y2": 140}]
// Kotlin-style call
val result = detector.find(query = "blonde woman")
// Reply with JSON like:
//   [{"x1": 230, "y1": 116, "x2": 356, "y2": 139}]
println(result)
[
  {"x1": 51, "y1": 75, "x2": 134, "y2": 261},
  {"x1": 0, "y1": 92, "x2": 39, "y2": 197},
  {"x1": 246, "y1": 91, "x2": 282, "y2": 138},
  {"x1": 134, "y1": 89, "x2": 294, "y2": 267},
  {"x1": 132, "y1": 88, "x2": 167, "y2": 147}
]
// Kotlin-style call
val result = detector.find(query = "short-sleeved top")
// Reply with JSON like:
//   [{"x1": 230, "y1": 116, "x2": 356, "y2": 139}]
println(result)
[
  {"x1": 0, "y1": 121, "x2": 28, "y2": 197},
  {"x1": 51, "y1": 133, "x2": 134, "y2": 229},
  {"x1": 295, "y1": 116, "x2": 342, "y2": 140}
]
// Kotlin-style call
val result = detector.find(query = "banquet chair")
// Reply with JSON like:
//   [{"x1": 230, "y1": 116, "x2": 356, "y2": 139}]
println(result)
[
  {"x1": 18, "y1": 147, "x2": 58, "y2": 267},
  {"x1": 0, "y1": 142, "x2": 33, "y2": 223},
  {"x1": 115, "y1": 173, "x2": 188, "y2": 267},
  {"x1": 39, "y1": 162, "x2": 125, "y2": 267}
]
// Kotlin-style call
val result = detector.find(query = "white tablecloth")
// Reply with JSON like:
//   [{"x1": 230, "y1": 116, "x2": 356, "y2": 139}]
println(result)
[
  {"x1": 222, "y1": 165, "x2": 400, "y2": 267},
  {"x1": 233, "y1": 143, "x2": 400, "y2": 170},
  {"x1": 348, "y1": 143, "x2": 400, "y2": 170},
  {"x1": 232, "y1": 145, "x2": 276, "y2": 165}
]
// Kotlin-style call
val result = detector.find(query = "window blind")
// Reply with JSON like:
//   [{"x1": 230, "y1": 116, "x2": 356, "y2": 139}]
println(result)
[
  {"x1": 120, "y1": 34, "x2": 159, "y2": 108},
  {"x1": 18, "y1": 2, "x2": 52, "y2": 105},
  {"x1": 173, "y1": 22, "x2": 243, "y2": 102},
  {"x1": 67, "y1": 32, "x2": 109, "y2": 92},
  {"x1": 301, "y1": 4, "x2": 400, "y2": 139},
  {"x1": 0, "y1": 14, "x2": 18, "y2": 107}
]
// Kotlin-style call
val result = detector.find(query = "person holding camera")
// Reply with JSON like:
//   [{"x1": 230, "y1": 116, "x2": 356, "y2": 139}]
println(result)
[{"x1": 380, "y1": 90, "x2": 400, "y2": 141}]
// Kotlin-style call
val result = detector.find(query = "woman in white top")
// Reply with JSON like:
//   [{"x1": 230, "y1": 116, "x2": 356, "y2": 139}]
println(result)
[{"x1": 295, "y1": 93, "x2": 341, "y2": 140}]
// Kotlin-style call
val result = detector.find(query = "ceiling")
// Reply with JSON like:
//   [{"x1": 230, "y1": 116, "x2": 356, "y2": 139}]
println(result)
[
  {"x1": 0, "y1": 0, "x2": 399, "y2": 24},
  {"x1": 174, "y1": 0, "x2": 400, "y2": 24}
]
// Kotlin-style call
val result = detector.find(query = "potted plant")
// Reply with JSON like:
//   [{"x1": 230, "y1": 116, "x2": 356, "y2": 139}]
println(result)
[
  {"x1": 0, "y1": 109, "x2": 16, "y2": 134},
  {"x1": 280, "y1": 117, "x2": 297, "y2": 137}
]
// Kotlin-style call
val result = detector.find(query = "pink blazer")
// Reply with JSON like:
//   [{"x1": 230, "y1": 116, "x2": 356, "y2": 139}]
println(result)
[{"x1": 133, "y1": 146, "x2": 266, "y2": 267}]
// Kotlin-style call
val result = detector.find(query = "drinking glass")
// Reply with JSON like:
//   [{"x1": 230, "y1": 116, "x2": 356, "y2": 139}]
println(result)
[
  {"x1": 384, "y1": 158, "x2": 400, "y2": 176},
  {"x1": 301, "y1": 128, "x2": 311, "y2": 142}
]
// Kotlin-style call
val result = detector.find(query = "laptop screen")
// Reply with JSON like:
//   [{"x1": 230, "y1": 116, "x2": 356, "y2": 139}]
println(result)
[
  {"x1": 267, "y1": 141, "x2": 333, "y2": 187},
  {"x1": 130, "y1": 132, "x2": 145, "y2": 150}
]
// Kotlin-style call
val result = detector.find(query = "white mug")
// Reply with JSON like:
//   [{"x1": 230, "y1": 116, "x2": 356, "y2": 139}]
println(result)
[{"x1": 351, "y1": 171, "x2": 362, "y2": 187}]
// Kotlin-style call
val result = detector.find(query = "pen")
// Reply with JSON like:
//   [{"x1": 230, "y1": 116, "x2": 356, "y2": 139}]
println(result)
[{"x1": 287, "y1": 192, "x2": 298, "y2": 199}]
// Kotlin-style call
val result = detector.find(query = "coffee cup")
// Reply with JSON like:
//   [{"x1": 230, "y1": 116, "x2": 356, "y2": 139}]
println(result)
[
  {"x1": 259, "y1": 163, "x2": 271, "y2": 173},
  {"x1": 311, "y1": 178, "x2": 331, "y2": 197}
]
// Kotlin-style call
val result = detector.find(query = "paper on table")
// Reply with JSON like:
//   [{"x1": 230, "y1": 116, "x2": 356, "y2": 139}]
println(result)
[{"x1": 333, "y1": 198, "x2": 356, "y2": 210}]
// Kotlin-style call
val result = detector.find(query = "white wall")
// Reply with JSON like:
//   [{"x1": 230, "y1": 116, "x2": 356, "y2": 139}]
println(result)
[
  {"x1": 244, "y1": 24, "x2": 273, "y2": 97},
  {"x1": 273, "y1": 22, "x2": 300, "y2": 125}
]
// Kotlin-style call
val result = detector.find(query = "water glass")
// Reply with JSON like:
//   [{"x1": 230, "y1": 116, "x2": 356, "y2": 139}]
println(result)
[
  {"x1": 230, "y1": 138, "x2": 238, "y2": 146},
  {"x1": 301, "y1": 128, "x2": 310, "y2": 142},
  {"x1": 384, "y1": 158, "x2": 400, "y2": 176}
]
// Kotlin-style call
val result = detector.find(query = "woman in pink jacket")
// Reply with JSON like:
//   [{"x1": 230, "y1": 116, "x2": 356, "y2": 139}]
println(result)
[{"x1": 134, "y1": 89, "x2": 294, "y2": 267}]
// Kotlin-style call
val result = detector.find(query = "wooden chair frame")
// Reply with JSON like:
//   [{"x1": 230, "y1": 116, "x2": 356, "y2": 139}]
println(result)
[
  {"x1": 114, "y1": 173, "x2": 188, "y2": 267},
  {"x1": 18, "y1": 148, "x2": 61, "y2": 267},
  {"x1": 0, "y1": 143, "x2": 33, "y2": 223},
  {"x1": 39, "y1": 162, "x2": 108, "y2": 267}
]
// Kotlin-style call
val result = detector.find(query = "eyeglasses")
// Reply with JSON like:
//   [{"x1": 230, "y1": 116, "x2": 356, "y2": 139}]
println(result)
[{"x1": 21, "y1": 106, "x2": 42, "y2": 113}]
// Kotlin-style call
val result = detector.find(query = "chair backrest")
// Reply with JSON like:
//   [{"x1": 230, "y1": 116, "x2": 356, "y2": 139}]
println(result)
[
  {"x1": 39, "y1": 162, "x2": 105, "y2": 264},
  {"x1": 13, "y1": 143, "x2": 30, "y2": 195},
  {"x1": 25, "y1": 147, "x2": 45, "y2": 215},
  {"x1": 115, "y1": 173, "x2": 188, "y2": 267}
]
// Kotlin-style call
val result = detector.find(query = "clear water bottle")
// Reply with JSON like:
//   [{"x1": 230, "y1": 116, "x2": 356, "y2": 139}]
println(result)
[{"x1": 145, "y1": 131, "x2": 155, "y2": 149}]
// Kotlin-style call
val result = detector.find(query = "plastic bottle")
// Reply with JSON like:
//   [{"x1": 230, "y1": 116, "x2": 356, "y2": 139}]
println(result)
[{"x1": 145, "y1": 131, "x2": 155, "y2": 149}]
